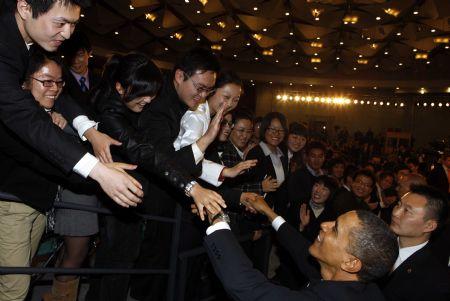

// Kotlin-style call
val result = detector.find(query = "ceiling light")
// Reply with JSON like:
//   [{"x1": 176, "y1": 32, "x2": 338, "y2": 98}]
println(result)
[
  {"x1": 206, "y1": 22, "x2": 211, "y2": 26},
  {"x1": 164, "y1": 47, "x2": 169, "y2": 51},
  {"x1": 384, "y1": 51, "x2": 389, "y2": 55},
  {"x1": 314, "y1": 52, "x2": 318, "y2": 56},
  {"x1": 222, "y1": 38, "x2": 226, "y2": 42},
  {"x1": 311, "y1": 58, "x2": 321, "y2": 63},
  {"x1": 254, "y1": 57, "x2": 259, "y2": 61},
  {"x1": 211, "y1": 44, "x2": 222, "y2": 50},
  {"x1": 285, "y1": 12, "x2": 290, "y2": 16},
  {"x1": 114, "y1": 31, "x2": 119, "y2": 35},
  {"x1": 433, "y1": 37, "x2": 449, "y2": 43},
  {"x1": 295, "y1": 62, "x2": 299, "y2": 65},
  {"x1": 129, "y1": 5, "x2": 134, "y2": 10},
  {"x1": 398, "y1": 62, "x2": 403, "y2": 66},
  {"x1": 446, "y1": 46, "x2": 450, "y2": 49},
  {"x1": 415, "y1": 53, "x2": 428, "y2": 60},
  {"x1": 289, "y1": 32, "x2": 294, "y2": 36},
  {"x1": 339, "y1": 41, "x2": 344, "y2": 45},
  {"x1": 174, "y1": 32, "x2": 183, "y2": 40},
  {"x1": 198, "y1": 0, "x2": 208, "y2": 5},
  {"x1": 376, "y1": 16, "x2": 381, "y2": 20},
  {"x1": 396, "y1": 87, "x2": 400, "y2": 90},
  {"x1": 384, "y1": 8, "x2": 400, "y2": 17},
  {"x1": 311, "y1": 8, "x2": 324, "y2": 19},
  {"x1": 80, "y1": 14, "x2": 84, "y2": 17},
  {"x1": 373, "y1": 86, "x2": 377, "y2": 89},
  {"x1": 196, "y1": 10, "x2": 201, "y2": 14},
  {"x1": 366, "y1": 37, "x2": 371, "y2": 41},
  {"x1": 343, "y1": 14, "x2": 358, "y2": 24},
  {"x1": 413, "y1": 11, "x2": 418, "y2": 15},
  {"x1": 315, "y1": 17, "x2": 320, "y2": 21},
  {"x1": 196, "y1": 37, "x2": 201, "y2": 41},
  {"x1": 353, "y1": 67, "x2": 357, "y2": 70},
  {"x1": 253, "y1": 6, "x2": 258, "y2": 11},
  {"x1": 262, "y1": 50, "x2": 273, "y2": 56},
  {"x1": 336, "y1": 57, "x2": 340, "y2": 60},
  {"x1": 375, "y1": 64, "x2": 379, "y2": 68},
  {"x1": 352, "y1": 86, "x2": 355, "y2": 89},
  {"x1": 311, "y1": 42, "x2": 323, "y2": 48},
  {"x1": 358, "y1": 54, "x2": 363, "y2": 58},
  {"x1": 252, "y1": 33, "x2": 262, "y2": 40},
  {"x1": 396, "y1": 32, "x2": 401, "y2": 36},
  {"x1": 233, "y1": 54, "x2": 237, "y2": 58},
  {"x1": 413, "y1": 48, "x2": 417, "y2": 52},
  {"x1": 235, "y1": 24, "x2": 240, "y2": 28},
  {"x1": 431, "y1": 29, "x2": 436, "y2": 33},
  {"x1": 371, "y1": 43, "x2": 378, "y2": 49},
  {"x1": 357, "y1": 59, "x2": 368, "y2": 64},
  {"x1": 246, "y1": 42, "x2": 250, "y2": 46},
  {"x1": 217, "y1": 21, "x2": 226, "y2": 28},
  {"x1": 145, "y1": 13, "x2": 157, "y2": 22},
  {"x1": 426, "y1": 61, "x2": 431, "y2": 64},
  {"x1": 263, "y1": 28, "x2": 267, "y2": 32},
  {"x1": 314, "y1": 67, "x2": 318, "y2": 70},
  {"x1": 275, "y1": 59, "x2": 279, "y2": 63}
]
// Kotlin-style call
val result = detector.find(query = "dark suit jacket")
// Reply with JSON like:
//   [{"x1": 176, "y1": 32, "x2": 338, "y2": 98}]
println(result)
[
  {"x1": 242, "y1": 144, "x2": 289, "y2": 216},
  {"x1": 61, "y1": 66, "x2": 100, "y2": 118},
  {"x1": 331, "y1": 188, "x2": 370, "y2": 217},
  {"x1": 427, "y1": 164, "x2": 449, "y2": 197},
  {"x1": 137, "y1": 74, "x2": 201, "y2": 214},
  {"x1": 0, "y1": 13, "x2": 87, "y2": 173},
  {"x1": 298, "y1": 203, "x2": 336, "y2": 242},
  {"x1": 380, "y1": 244, "x2": 450, "y2": 301},
  {"x1": 288, "y1": 166, "x2": 318, "y2": 207},
  {"x1": 204, "y1": 227, "x2": 386, "y2": 301}
]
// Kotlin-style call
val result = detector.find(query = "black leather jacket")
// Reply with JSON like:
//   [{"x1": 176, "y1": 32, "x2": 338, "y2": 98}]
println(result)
[{"x1": 96, "y1": 91, "x2": 195, "y2": 194}]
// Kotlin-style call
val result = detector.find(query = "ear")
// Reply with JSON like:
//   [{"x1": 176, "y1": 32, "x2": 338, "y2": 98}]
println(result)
[
  {"x1": 340, "y1": 254, "x2": 362, "y2": 275},
  {"x1": 174, "y1": 69, "x2": 185, "y2": 86},
  {"x1": 423, "y1": 219, "x2": 438, "y2": 234},
  {"x1": 17, "y1": 0, "x2": 32, "y2": 21},
  {"x1": 115, "y1": 82, "x2": 125, "y2": 95}
]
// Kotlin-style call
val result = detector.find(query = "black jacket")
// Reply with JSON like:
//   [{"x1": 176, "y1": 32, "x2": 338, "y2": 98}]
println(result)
[
  {"x1": 204, "y1": 226, "x2": 386, "y2": 301},
  {"x1": 96, "y1": 91, "x2": 197, "y2": 199},
  {"x1": 0, "y1": 13, "x2": 87, "y2": 173},
  {"x1": 427, "y1": 164, "x2": 449, "y2": 197},
  {"x1": 380, "y1": 244, "x2": 450, "y2": 301},
  {"x1": 331, "y1": 188, "x2": 371, "y2": 217},
  {"x1": 297, "y1": 202, "x2": 336, "y2": 242}
]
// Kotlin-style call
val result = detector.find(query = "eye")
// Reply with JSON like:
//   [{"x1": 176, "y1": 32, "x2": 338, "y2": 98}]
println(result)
[{"x1": 54, "y1": 22, "x2": 65, "y2": 28}]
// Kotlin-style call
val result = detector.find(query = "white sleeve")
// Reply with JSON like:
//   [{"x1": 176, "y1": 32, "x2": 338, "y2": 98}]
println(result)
[
  {"x1": 271, "y1": 216, "x2": 286, "y2": 232},
  {"x1": 72, "y1": 153, "x2": 99, "y2": 178},
  {"x1": 72, "y1": 115, "x2": 98, "y2": 141},
  {"x1": 206, "y1": 221, "x2": 231, "y2": 235},
  {"x1": 191, "y1": 143, "x2": 204, "y2": 165},
  {"x1": 199, "y1": 159, "x2": 225, "y2": 187},
  {"x1": 174, "y1": 113, "x2": 205, "y2": 150}
]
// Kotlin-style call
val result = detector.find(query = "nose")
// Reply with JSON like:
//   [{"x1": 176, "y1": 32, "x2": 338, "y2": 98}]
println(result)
[{"x1": 60, "y1": 24, "x2": 73, "y2": 40}]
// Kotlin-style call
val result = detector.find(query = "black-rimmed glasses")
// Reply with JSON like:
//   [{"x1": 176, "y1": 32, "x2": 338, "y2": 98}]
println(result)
[
  {"x1": 184, "y1": 72, "x2": 215, "y2": 97},
  {"x1": 31, "y1": 77, "x2": 65, "y2": 88}
]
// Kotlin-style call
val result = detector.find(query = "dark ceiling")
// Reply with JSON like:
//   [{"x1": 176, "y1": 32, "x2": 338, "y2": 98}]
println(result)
[{"x1": 77, "y1": 0, "x2": 450, "y2": 89}]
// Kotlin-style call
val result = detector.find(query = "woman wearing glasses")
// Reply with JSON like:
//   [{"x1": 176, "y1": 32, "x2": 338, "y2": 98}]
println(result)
[{"x1": 20, "y1": 51, "x2": 101, "y2": 301}]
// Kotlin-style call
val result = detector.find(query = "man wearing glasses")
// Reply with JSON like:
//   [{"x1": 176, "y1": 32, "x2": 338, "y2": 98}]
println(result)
[{"x1": 132, "y1": 48, "x2": 225, "y2": 300}]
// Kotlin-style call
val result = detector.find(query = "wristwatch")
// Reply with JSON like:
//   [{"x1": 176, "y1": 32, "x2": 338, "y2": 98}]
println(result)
[
  {"x1": 184, "y1": 180, "x2": 198, "y2": 197},
  {"x1": 211, "y1": 211, "x2": 231, "y2": 224}
]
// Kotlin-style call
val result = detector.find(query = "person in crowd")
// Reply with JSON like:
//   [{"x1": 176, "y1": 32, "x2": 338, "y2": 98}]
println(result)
[
  {"x1": 397, "y1": 173, "x2": 427, "y2": 199},
  {"x1": 203, "y1": 197, "x2": 398, "y2": 301},
  {"x1": 59, "y1": 29, "x2": 99, "y2": 116},
  {"x1": 427, "y1": 151, "x2": 450, "y2": 197},
  {"x1": 332, "y1": 169, "x2": 376, "y2": 216},
  {"x1": 378, "y1": 187, "x2": 398, "y2": 224},
  {"x1": 283, "y1": 122, "x2": 307, "y2": 173},
  {"x1": 0, "y1": 0, "x2": 144, "y2": 209},
  {"x1": 204, "y1": 112, "x2": 234, "y2": 163},
  {"x1": 407, "y1": 157, "x2": 421, "y2": 174},
  {"x1": 173, "y1": 70, "x2": 256, "y2": 187},
  {"x1": 297, "y1": 176, "x2": 339, "y2": 242},
  {"x1": 85, "y1": 53, "x2": 225, "y2": 301},
  {"x1": 327, "y1": 158, "x2": 345, "y2": 186},
  {"x1": 288, "y1": 141, "x2": 326, "y2": 217},
  {"x1": 248, "y1": 116, "x2": 262, "y2": 149},
  {"x1": 341, "y1": 164, "x2": 357, "y2": 192},
  {"x1": 17, "y1": 49, "x2": 99, "y2": 301},
  {"x1": 394, "y1": 163, "x2": 411, "y2": 183},
  {"x1": 378, "y1": 171, "x2": 395, "y2": 191},
  {"x1": 380, "y1": 185, "x2": 449, "y2": 301},
  {"x1": 132, "y1": 47, "x2": 224, "y2": 300}
]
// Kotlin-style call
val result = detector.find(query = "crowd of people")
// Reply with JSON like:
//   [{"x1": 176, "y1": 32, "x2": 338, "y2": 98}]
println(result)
[{"x1": 0, "y1": 1, "x2": 449, "y2": 301}]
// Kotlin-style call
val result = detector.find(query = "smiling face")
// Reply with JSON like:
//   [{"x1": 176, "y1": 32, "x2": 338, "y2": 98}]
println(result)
[
  {"x1": 331, "y1": 163, "x2": 345, "y2": 180},
  {"x1": 351, "y1": 174, "x2": 374, "y2": 200},
  {"x1": 209, "y1": 83, "x2": 241, "y2": 115},
  {"x1": 309, "y1": 211, "x2": 361, "y2": 277},
  {"x1": 174, "y1": 69, "x2": 216, "y2": 110},
  {"x1": 24, "y1": 59, "x2": 63, "y2": 109},
  {"x1": 287, "y1": 134, "x2": 307, "y2": 153},
  {"x1": 306, "y1": 148, "x2": 325, "y2": 172},
  {"x1": 230, "y1": 118, "x2": 253, "y2": 150},
  {"x1": 70, "y1": 48, "x2": 90, "y2": 75},
  {"x1": 264, "y1": 118, "x2": 285, "y2": 148},
  {"x1": 311, "y1": 182, "x2": 331, "y2": 205},
  {"x1": 218, "y1": 113, "x2": 233, "y2": 141},
  {"x1": 125, "y1": 96, "x2": 155, "y2": 113},
  {"x1": 18, "y1": 0, "x2": 80, "y2": 52}
]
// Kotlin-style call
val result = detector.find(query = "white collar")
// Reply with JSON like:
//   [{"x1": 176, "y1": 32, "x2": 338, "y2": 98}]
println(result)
[
  {"x1": 26, "y1": 42, "x2": 33, "y2": 50},
  {"x1": 306, "y1": 164, "x2": 324, "y2": 177},
  {"x1": 231, "y1": 142, "x2": 244, "y2": 159},
  {"x1": 393, "y1": 240, "x2": 428, "y2": 271},
  {"x1": 259, "y1": 141, "x2": 283, "y2": 157}
]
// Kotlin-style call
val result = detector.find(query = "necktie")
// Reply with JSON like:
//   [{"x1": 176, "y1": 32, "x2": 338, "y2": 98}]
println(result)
[{"x1": 79, "y1": 76, "x2": 88, "y2": 92}]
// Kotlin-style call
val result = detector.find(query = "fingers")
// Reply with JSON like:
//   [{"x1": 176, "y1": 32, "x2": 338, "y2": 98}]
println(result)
[
  {"x1": 109, "y1": 137, "x2": 122, "y2": 146},
  {"x1": 198, "y1": 203, "x2": 205, "y2": 221},
  {"x1": 114, "y1": 162, "x2": 139, "y2": 172}
]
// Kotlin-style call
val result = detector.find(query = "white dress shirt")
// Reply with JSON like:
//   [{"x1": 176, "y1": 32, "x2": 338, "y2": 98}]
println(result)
[
  {"x1": 259, "y1": 141, "x2": 285, "y2": 185},
  {"x1": 392, "y1": 240, "x2": 428, "y2": 271},
  {"x1": 206, "y1": 215, "x2": 286, "y2": 235},
  {"x1": 174, "y1": 101, "x2": 225, "y2": 187}
]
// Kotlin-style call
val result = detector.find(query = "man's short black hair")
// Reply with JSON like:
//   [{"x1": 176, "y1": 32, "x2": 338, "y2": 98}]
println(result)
[
  {"x1": 378, "y1": 171, "x2": 394, "y2": 181},
  {"x1": 60, "y1": 30, "x2": 91, "y2": 64},
  {"x1": 25, "y1": 47, "x2": 62, "y2": 82},
  {"x1": 232, "y1": 109, "x2": 253, "y2": 125},
  {"x1": 344, "y1": 164, "x2": 358, "y2": 181},
  {"x1": 173, "y1": 47, "x2": 220, "y2": 79},
  {"x1": 347, "y1": 210, "x2": 398, "y2": 282},
  {"x1": 305, "y1": 141, "x2": 326, "y2": 156},
  {"x1": 353, "y1": 169, "x2": 376, "y2": 188},
  {"x1": 410, "y1": 185, "x2": 448, "y2": 229},
  {"x1": 25, "y1": 0, "x2": 91, "y2": 18}
]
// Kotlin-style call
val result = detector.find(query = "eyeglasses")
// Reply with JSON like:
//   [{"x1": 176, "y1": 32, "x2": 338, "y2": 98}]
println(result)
[
  {"x1": 267, "y1": 127, "x2": 285, "y2": 135},
  {"x1": 31, "y1": 77, "x2": 65, "y2": 88},
  {"x1": 184, "y1": 72, "x2": 215, "y2": 97},
  {"x1": 234, "y1": 128, "x2": 253, "y2": 135},
  {"x1": 221, "y1": 120, "x2": 234, "y2": 128}
]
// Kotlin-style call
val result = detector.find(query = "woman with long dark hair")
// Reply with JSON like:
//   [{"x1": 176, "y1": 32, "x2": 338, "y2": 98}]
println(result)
[{"x1": 86, "y1": 53, "x2": 225, "y2": 301}]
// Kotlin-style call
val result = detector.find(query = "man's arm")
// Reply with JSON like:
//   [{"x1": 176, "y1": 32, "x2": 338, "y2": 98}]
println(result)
[{"x1": 205, "y1": 227, "x2": 311, "y2": 301}]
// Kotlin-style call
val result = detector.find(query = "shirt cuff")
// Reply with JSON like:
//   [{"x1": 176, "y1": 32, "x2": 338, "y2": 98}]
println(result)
[
  {"x1": 206, "y1": 221, "x2": 231, "y2": 235},
  {"x1": 272, "y1": 216, "x2": 286, "y2": 232},
  {"x1": 72, "y1": 115, "x2": 98, "y2": 141},
  {"x1": 199, "y1": 159, "x2": 225, "y2": 187},
  {"x1": 73, "y1": 153, "x2": 99, "y2": 178},
  {"x1": 191, "y1": 142, "x2": 204, "y2": 165}
]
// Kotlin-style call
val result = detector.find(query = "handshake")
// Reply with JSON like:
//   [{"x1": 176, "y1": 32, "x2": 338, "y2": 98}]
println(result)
[{"x1": 191, "y1": 192, "x2": 276, "y2": 224}]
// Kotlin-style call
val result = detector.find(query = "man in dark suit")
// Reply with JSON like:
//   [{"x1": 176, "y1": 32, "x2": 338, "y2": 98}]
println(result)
[
  {"x1": 0, "y1": 0, "x2": 143, "y2": 206},
  {"x1": 288, "y1": 141, "x2": 326, "y2": 212},
  {"x1": 130, "y1": 48, "x2": 224, "y2": 300},
  {"x1": 59, "y1": 30, "x2": 100, "y2": 117},
  {"x1": 380, "y1": 184, "x2": 449, "y2": 301},
  {"x1": 203, "y1": 197, "x2": 398, "y2": 301},
  {"x1": 427, "y1": 152, "x2": 450, "y2": 197}
]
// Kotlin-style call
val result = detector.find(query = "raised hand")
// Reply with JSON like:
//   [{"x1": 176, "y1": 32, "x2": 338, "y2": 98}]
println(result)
[
  {"x1": 50, "y1": 112, "x2": 67, "y2": 129},
  {"x1": 196, "y1": 103, "x2": 225, "y2": 152},
  {"x1": 190, "y1": 183, "x2": 227, "y2": 221},
  {"x1": 299, "y1": 203, "x2": 310, "y2": 231},
  {"x1": 222, "y1": 159, "x2": 258, "y2": 178},
  {"x1": 262, "y1": 176, "x2": 279, "y2": 192},
  {"x1": 84, "y1": 128, "x2": 122, "y2": 164}
]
